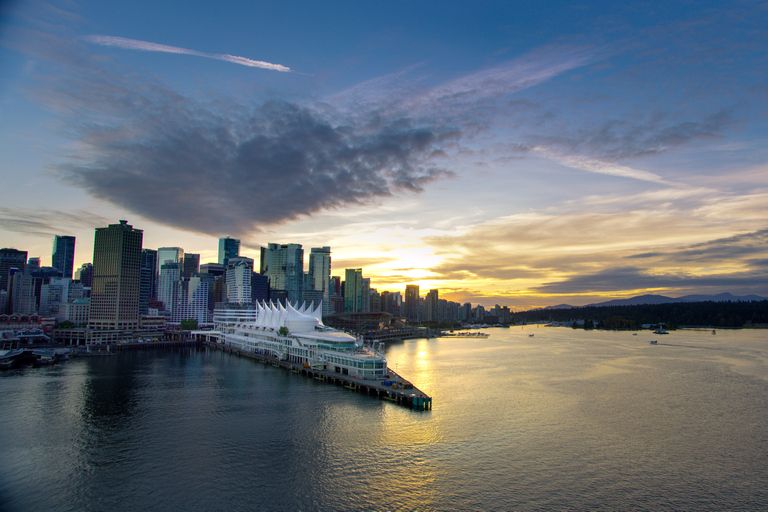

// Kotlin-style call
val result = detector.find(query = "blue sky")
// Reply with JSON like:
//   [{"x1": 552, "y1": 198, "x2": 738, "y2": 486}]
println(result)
[{"x1": 1, "y1": 0, "x2": 767, "y2": 309}]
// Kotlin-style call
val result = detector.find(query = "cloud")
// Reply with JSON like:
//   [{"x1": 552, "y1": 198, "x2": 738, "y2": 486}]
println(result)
[
  {"x1": 83, "y1": 35, "x2": 293, "y2": 72},
  {"x1": 0, "y1": 207, "x2": 109, "y2": 237},
  {"x1": 533, "y1": 267, "x2": 768, "y2": 295},
  {"x1": 55, "y1": 93, "x2": 457, "y2": 237}
]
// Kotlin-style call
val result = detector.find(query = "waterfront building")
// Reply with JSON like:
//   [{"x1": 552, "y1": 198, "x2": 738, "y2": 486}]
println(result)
[
  {"x1": 0, "y1": 248, "x2": 27, "y2": 295},
  {"x1": 88, "y1": 220, "x2": 143, "y2": 335},
  {"x1": 218, "y1": 237, "x2": 240, "y2": 267},
  {"x1": 404, "y1": 284, "x2": 420, "y2": 323},
  {"x1": 182, "y1": 253, "x2": 200, "y2": 278},
  {"x1": 208, "y1": 301, "x2": 387, "y2": 380},
  {"x1": 51, "y1": 235, "x2": 76, "y2": 279},
  {"x1": 262, "y1": 243, "x2": 304, "y2": 305},
  {"x1": 140, "y1": 249, "x2": 158, "y2": 315},
  {"x1": 308, "y1": 247, "x2": 332, "y2": 317}
]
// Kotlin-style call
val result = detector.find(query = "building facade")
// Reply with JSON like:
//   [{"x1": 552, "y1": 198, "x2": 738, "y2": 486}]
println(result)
[
  {"x1": 52, "y1": 235, "x2": 76, "y2": 279},
  {"x1": 262, "y1": 243, "x2": 304, "y2": 305},
  {"x1": 404, "y1": 284, "x2": 420, "y2": 323},
  {"x1": 88, "y1": 220, "x2": 143, "y2": 334},
  {"x1": 218, "y1": 237, "x2": 240, "y2": 267},
  {"x1": 308, "y1": 246, "x2": 332, "y2": 316}
]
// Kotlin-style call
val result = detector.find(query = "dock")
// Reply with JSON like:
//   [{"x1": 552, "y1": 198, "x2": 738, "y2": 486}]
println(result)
[{"x1": 203, "y1": 341, "x2": 432, "y2": 411}]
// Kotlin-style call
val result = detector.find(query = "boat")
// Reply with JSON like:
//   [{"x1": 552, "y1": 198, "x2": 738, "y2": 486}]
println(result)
[
  {"x1": 650, "y1": 340, "x2": 658, "y2": 344},
  {"x1": 653, "y1": 328, "x2": 669, "y2": 334},
  {"x1": 529, "y1": 334, "x2": 534, "y2": 337},
  {"x1": 210, "y1": 301, "x2": 388, "y2": 381}
]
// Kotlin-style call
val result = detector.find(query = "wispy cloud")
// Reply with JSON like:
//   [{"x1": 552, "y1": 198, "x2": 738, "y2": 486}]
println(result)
[
  {"x1": 83, "y1": 35, "x2": 293, "y2": 72},
  {"x1": 0, "y1": 207, "x2": 109, "y2": 237}
]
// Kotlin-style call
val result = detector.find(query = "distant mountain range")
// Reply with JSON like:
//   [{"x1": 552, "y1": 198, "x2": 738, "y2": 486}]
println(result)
[{"x1": 545, "y1": 293, "x2": 768, "y2": 310}]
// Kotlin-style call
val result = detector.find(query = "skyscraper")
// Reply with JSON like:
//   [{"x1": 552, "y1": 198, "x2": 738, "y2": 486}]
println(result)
[
  {"x1": 88, "y1": 220, "x2": 143, "y2": 334},
  {"x1": 425, "y1": 289, "x2": 439, "y2": 322},
  {"x1": 52, "y1": 235, "x2": 76, "y2": 279},
  {"x1": 157, "y1": 247, "x2": 184, "y2": 268},
  {"x1": 218, "y1": 237, "x2": 240, "y2": 267},
  {"x1": 139, "y1": 249, "x2": 158, "y2": 315},
  {"x1": 0, "y1": 248, "x2": 27, "y2": 293},
  {"x1": 344, "y1": 268, "x2": 363, "y2": 313},
  {"x1": 226, "y1": 257, "x2": 254, "y2": 304},
  {"x1": 182, "y1": 253, "x2": 200, "y2": 278},
  {"x1": 158, "y1": 261, "x2": 181, "y2": 313},
  {"x1": 262, "y1": 243, "x2": 304, "y2": 305},
  {"x1": 405, "y1": 284, "x2": 420, "y2": 323},
  {"x1": 308, "y1": 247, "x2": 332, "y2": 316}
]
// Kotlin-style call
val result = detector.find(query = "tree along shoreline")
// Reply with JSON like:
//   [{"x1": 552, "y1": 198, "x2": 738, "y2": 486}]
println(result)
[{"x1": 510, "y1": 300, "x2": 768, "y2": 330}]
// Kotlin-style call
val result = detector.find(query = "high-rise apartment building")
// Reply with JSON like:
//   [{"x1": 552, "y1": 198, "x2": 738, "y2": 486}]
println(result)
[
  {"x1": 308, "y1": 247, "x2": 332, "y2": 316},
  {"x1": 344, "y1": 268, "x2": 364, "y2": 313},
  {"x1": 404, "y1": 284, "x2": 420, "y2": 323},
  {"x1": 262, "y1": 243, "x2": 304, "y2": 305},
  {"x1": 52, "y1": 235, "x2": 76, "y2": 279},
  {"x1": 88, "y1": 220, "x2": 143, "y2": 333},
  {"x1": 425, "y1": 289, "x2": 439, "y2": 322},
  {"x1": 218, "y1": 237, "x2": 240, "y2": 267},
  {"x1": 226, "y1": 257, "x2": 254, "y2": 304},
  {"x1": 158, "y1": 261, "x2": 181, "y2": 313}
]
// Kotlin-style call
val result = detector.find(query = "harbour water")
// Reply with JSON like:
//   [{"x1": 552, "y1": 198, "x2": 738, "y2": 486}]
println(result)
[{"x1": 2, "y1": 327, "x2": 767, "y2": 511}]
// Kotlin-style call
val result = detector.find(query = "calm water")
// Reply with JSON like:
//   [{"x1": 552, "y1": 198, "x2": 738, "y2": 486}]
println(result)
[{"x1": 2, "y1": 327, "x2": 767, "y2": 511}]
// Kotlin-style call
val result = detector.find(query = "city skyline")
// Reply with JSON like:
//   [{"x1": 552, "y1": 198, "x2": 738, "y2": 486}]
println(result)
[{"x1": 2, "y1": 1, "x2": 767, "y2": 309}]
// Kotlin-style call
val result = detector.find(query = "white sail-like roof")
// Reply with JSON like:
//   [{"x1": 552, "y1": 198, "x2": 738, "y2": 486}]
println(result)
[
  {"x1": 285, "y1": 302, "x2": 322, "y2": 333},
  {"x1": 249, "y1": 300, "x2": 325, "y2": 333}
]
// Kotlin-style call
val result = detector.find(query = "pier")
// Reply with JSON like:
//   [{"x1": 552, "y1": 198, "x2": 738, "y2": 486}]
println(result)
[{"x1": 203, "y1": 340, "x2": 432, "y2": 411}]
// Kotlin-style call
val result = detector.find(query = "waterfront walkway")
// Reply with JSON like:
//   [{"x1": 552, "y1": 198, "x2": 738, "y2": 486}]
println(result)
[{"x1": 203, "y1": 341, "x2": 432, "y2": 411}]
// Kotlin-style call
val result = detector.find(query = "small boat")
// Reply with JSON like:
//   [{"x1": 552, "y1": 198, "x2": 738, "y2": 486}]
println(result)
[
  {"x1": 649, "y1": 340, "x2": 658, "y2": 344},
  {"x1": 653, "y1": 328, "x2": 668, "y2": 334},
  {"x1": 528, "y1": 334, "x2": 534, "y2": 337}
]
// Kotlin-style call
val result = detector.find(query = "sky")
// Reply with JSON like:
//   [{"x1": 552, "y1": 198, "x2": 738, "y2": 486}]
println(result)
[{"x1": 1, "y1": 0, "x2": 767, "y2": 310}]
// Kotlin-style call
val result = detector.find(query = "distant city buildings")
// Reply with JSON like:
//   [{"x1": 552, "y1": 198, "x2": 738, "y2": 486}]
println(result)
[{"x1": 1, "y1": 221, "x2": 515, "y2": 347}]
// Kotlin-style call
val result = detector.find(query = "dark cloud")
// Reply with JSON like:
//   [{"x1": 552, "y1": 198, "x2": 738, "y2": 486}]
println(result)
[{"x1": 41, "y1": 45, "x2": 457, "y2": 237}]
